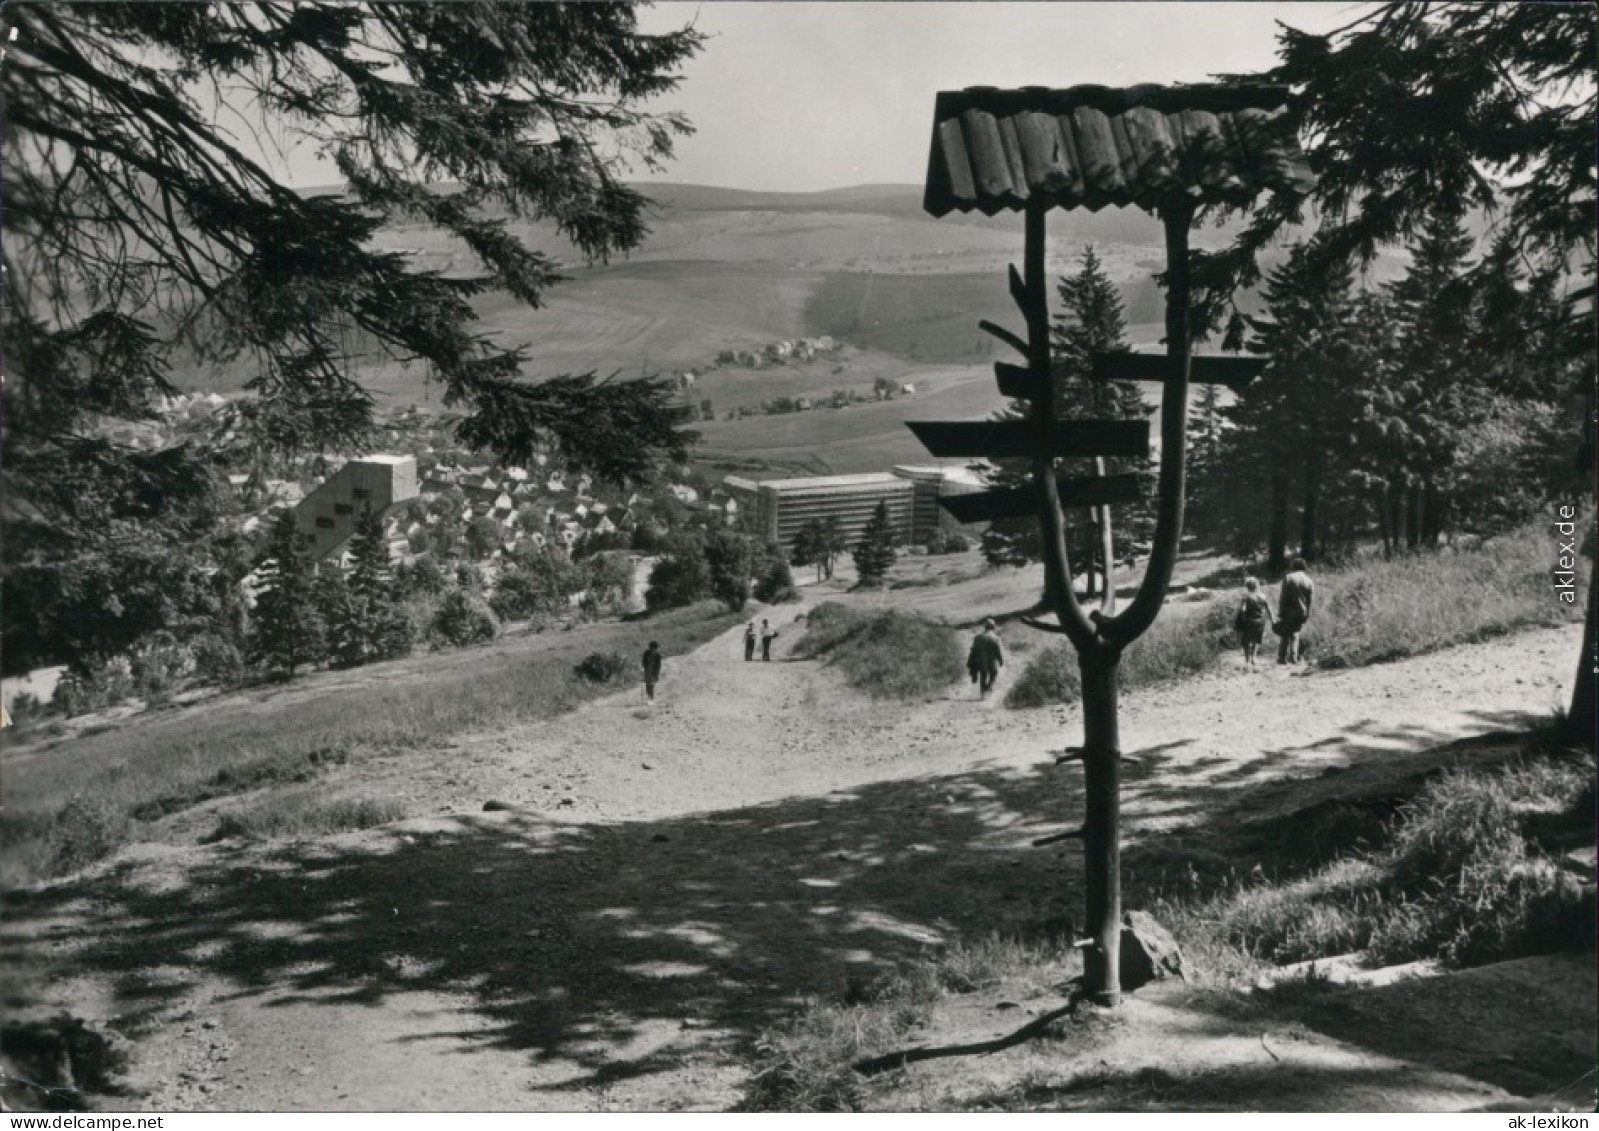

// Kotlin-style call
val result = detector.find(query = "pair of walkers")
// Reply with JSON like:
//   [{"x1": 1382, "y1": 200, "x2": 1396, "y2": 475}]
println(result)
[
  {"x1": 1234, "y1": 558, "x2": 1315, "y2": 669},
  {"x1": 743, "y1": 619, "x2": 778, "y2": 662}
]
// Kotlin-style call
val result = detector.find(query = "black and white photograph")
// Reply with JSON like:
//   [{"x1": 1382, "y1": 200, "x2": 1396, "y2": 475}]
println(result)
[{"x1": 1, "y1": 0, "x2": 1594, "y2": 1115}]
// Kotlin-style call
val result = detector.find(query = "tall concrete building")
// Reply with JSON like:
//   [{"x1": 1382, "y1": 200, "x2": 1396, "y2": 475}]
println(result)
[
  {"x1": 724, "y1": 473, "x2": 914, "y2": 551},
  {"x1": 724, "y1": 466, "x2": 984, "y2": 552},
  {"x1": 295, "y1": 454, "x2": 420, "y2": 559}
]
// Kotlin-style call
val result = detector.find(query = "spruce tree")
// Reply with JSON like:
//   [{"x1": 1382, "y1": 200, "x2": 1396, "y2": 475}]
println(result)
[
  {"x1": 327, "y1": 506, "x2": 411, "y2": 666},
  {"x1": 852, "y1": 502, "x2": 899, "y2": 587},
  {"x1": 983, "y1": 246, "x2": 1144, "y2": 594},
  {"x1": 252, "y1": 512, "x2": 325, "y2": 677}
]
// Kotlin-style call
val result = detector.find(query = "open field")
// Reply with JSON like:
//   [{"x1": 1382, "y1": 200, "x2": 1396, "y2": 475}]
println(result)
[{"x1": 174, "y1": 183, "x2": 1402, "y2": 413}]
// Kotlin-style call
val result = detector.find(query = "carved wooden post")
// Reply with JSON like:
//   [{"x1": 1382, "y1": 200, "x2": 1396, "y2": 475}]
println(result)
[{"x1": 914, "y1": 83, "x2": 1313, "y2": 1007}]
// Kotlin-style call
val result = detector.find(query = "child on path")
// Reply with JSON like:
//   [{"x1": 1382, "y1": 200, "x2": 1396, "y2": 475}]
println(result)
[
  {"x1": 1233, "y1": 577, "x2": 1274, "y2": 669},
  {"x1": 759, "y1": 619, "x2": 779, "y2": 661},
  {"x1": 641, "y1": 640, "x2": 663, "y2": 703},
  {"x1": 743, "y1": 622, "x2": 757, "y2": 662}
]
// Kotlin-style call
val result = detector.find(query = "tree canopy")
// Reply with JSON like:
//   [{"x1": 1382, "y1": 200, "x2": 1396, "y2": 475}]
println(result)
[{"x1": 3, "y1": 1, "x2": 705, "y2": 550}]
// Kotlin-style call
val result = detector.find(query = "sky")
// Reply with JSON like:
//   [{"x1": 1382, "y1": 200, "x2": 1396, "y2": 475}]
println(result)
[
  {"x1": 630, "y1": 2, "x2": 1367, "y2": 191},
  {"x1": 272, "y1": 2, "x2": 1369, "y2": 191}
]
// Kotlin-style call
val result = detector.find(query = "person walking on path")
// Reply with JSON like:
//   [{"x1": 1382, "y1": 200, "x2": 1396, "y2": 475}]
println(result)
[
  {"x1": 641, "y1": 640, "x2": 663, "y2": 703},
  {"x1": 1233, "y1": 577, "x2": 1275, "y2": 669},
  {"x1": 967, "y1": 617, "x2": 1005, "y2": 699},
  {"x1": 759, "y1": 618, "x2": 779, "y2": 662},
  {"x1": 1276, "y1": 557, "x2": 1315, "y2": 665},
  {"x1": 743, "y1": 621, "x2": 757, "y2": 662}
]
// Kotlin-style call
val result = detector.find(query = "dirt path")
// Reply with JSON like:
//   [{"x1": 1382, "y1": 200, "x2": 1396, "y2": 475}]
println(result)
[{"x1": 4, "y1": 617, "x2": 1586, "y2": 1112}]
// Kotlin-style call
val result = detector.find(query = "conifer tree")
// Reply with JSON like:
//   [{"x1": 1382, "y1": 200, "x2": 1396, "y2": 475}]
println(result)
[
  {"x1": 251, "y1": 512, "x2": 325, "y2": 677},
  {"x1": 983, "y1": 246, "x2": 1144, "y2": 596},
  {"x1": 852, "y1": 502, "x2": 899, "y2": 586}
]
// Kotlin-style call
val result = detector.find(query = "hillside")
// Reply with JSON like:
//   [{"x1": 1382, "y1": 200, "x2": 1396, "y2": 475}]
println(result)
[
  {"x1": 168, "y1": 181, "x2": 1415, "y2": 476},
  {"x1": 1, "y1": 554, "x2": 1585, "y2": 1111}
]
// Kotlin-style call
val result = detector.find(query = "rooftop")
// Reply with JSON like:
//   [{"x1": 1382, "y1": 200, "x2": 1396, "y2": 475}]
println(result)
[{"x1": 924, "y1": 82, "x2": 1315, "y2": 216}]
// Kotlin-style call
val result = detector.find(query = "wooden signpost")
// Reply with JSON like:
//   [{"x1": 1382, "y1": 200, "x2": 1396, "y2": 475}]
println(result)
[{"x1": 912, "y1": 84, "x2": 1314, "y2": 1007}]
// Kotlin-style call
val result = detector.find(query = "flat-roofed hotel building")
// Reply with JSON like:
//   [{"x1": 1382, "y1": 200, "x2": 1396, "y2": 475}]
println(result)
[{"x1": 724, "y1": 467, "x2": 980, "y2": 550}]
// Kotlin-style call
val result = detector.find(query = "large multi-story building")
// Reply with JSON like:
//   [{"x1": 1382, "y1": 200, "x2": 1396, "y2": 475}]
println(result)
[
  {"x1": 724, "y1": 465, "x2": 984, "y2": 551},
  {"x1": 295, "y1": 454, "x2": 420, "y2": 559}
]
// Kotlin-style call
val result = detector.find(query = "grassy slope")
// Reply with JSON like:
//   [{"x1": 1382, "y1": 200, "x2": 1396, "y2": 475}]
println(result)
[
  {"x1": 1007, "y1": 525, "x2": 1588, "y2": 708},
  {"x1": 1, "y1": 602, "x2": 741, "y2": 885}
]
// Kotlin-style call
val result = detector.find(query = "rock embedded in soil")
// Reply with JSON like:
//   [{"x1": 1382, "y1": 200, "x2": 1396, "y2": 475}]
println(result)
[{"x1": 1120, "y1": 909, "x2": 1187, "y2": 991}]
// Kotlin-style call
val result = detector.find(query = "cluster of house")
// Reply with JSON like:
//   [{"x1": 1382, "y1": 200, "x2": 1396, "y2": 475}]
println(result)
[
  {"x1": 714, "y1": 335, "x2": 839, "y2": 369},
  {"x1": 259, "y1": 453, "x2": 738, "y2": 572}
]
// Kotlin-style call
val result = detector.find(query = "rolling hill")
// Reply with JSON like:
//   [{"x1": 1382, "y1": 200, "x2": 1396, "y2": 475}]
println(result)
[{"x1": 175, "y1": 182, "x2": 1413, "y2": 475}]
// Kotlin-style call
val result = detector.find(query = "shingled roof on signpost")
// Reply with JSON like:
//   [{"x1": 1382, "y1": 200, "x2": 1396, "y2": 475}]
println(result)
[
  {"x1": 923, "y1": 83, "x2": 1314, "y2": 216},
  {"x1": 909, "y1": 81, "x2": 1314, "y2": 1011}
]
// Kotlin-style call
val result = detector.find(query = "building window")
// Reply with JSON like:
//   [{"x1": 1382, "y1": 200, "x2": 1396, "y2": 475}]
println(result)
[
  {"x1": 334, "y1": 503, "x2": 353, "y2": 516},
  {"x1": 315, "y1": 517, "x2": 335, "y2": 529},
  {"x1": 351, "y1": 488, "x2": 370, "y2": 500}
]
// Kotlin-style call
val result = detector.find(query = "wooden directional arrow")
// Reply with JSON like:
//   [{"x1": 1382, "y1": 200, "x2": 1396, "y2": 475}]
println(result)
[
  {"x1": 979, "y1": 319, "x2": 1029, "y2": 357},
  {"x1": 1008, "y1": 264, "x2": 1029, "y2": 312},
  {"x1": 938, "y1": 472, "x2": 1143, "y2": 523},
  {"x1": 994, "y1": 358, "x2": 1073, "y2": 401},
  {"x1": 906, "y1": 419, "x2": 1148, "y2": 460},
  {"x1": 1091, "y1": 352, "x2": 1266, "y2": 390}
]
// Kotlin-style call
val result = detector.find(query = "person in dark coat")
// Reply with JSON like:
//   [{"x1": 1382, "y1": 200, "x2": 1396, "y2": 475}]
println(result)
[
  {"x1": 641, "y1": 640, "x2": 663, "y2": 702},
  {"x1": 1276, "y1": 557, "x2": 1315, "y2": 665},
  {"x1": 967, "y1": 617, "x2": 1005, "y2": 699},
  {"x1": 743, "y1": 621, "x2": 757, "y2": 662}
]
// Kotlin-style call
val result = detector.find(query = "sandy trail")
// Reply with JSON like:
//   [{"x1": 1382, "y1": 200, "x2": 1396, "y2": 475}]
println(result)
[{"x1": 4, "y1": 616, "x2": 1585, "y2": 1112}]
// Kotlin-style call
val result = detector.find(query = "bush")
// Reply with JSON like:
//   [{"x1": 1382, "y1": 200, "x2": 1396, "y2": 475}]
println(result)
[
  {"x1": 573, "y1": 651, "x2": 628, "y2": 683},
  {"x1": 51, "y1": 656, "x2": 137, "y2": 718},
  {"x1": 646, "y1": 546, "x2": 711, "y2": 611},
  {"x1": 210, "y1": 794, "x2": 406, "y2": 842},
  {"x1": 754, "y1": 557, "x2": 796, "y2": 603},
  {"x1": 1006, "y1": 602, "x2": 1235, "y2": 708},
  {"x1": 189, "y1": 633, "x2": 246, "y2": 687},
  {"x1": 49, "y1": 795, "x2": 131, "y2": 874},
  {"x1": 794, "y1": 604, "x2": 963, "y2": 699},
  {"x1": 128, "y1": 634, "x2": 195, "y2": 702},
  {"x1": 432, "y1": 588, "x2": 499, "y2": 648}
]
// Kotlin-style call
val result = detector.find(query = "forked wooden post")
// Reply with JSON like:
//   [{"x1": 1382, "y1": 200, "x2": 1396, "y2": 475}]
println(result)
[{"x1": 913, "y1": 83, "x2": 1313, "y2": 1007}]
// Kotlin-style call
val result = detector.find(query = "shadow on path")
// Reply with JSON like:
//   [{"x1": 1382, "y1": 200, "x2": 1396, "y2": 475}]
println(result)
[{"x1": 3, "y1": 707, "x2": 1566, "y2": 1105}]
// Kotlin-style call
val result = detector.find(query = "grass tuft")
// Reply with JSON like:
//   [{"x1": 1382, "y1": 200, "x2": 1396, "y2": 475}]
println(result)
[
  {"x1": 1163, "y1": 752, "x2": 1595, "y2": 975},
  {"x1": 794, "y1": 603, "x2": 965, "y2": 699},
  {"x1": 208, "y1": 794, "x2": 407, "y2": 842},
  {"x1": 741, "y1": 935, "x2": 1076, "y2": 1111}
]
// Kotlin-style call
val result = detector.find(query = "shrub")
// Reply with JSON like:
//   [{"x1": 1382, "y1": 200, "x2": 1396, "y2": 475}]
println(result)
[
  {"x1": 128, "y1": 634, "x2": 195, "y2": 701},
  {"x1": 209, "y1": 794, "x2": 406, "y2": 842},
  {"x1": 51, "y1": 656, "x2": 137, "y2": 717},
  {"x1": 49, "y1": 795, "x2": 131, "y2": 873},
  {"x1": 754, "y1": 557, "x2": 796, "y2": 603},
  {"x1": 432, "y1": 588, "x2": 499, "y2": 647},
  {"x1": 573, "y1": 651, "x2": 628, "y2": 683},
  {"x1": 646, "y1": 543, "x2": 711, "y2": 611},
  {"x1": 189, "y1": 633, "x2": 246, "y2": 687}
]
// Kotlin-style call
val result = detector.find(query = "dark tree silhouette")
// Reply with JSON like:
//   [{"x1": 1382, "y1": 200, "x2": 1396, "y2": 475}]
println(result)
[{"x1": 3, "y1": 2, "x2": 704, "y2": 563}]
